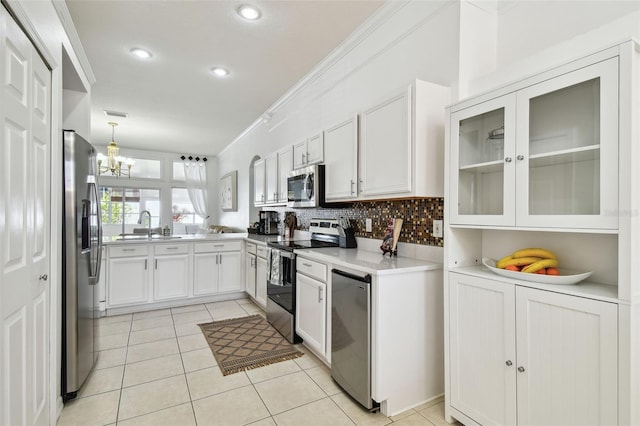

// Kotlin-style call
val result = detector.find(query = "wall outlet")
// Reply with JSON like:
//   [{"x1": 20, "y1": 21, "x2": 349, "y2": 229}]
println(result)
[
  {"x1": 433, "y1": 220, "x2": 443, "y2": 238},
  {"x1": 365, "y1": 218, "x2": 372, "y2": 232}
]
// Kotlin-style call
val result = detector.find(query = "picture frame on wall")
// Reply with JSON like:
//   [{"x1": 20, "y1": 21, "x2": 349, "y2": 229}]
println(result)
[{"x1": 220, "y1": 170, "x2": 237, "y2": 211}]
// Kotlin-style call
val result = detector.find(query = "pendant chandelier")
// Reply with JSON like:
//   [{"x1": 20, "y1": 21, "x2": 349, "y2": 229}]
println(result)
[{"x1": 97, "y1": 122, "x2": 134, "y2": 178}]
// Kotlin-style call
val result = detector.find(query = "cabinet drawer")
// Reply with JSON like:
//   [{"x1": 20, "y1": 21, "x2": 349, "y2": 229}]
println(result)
[
  {"x1": 195, "y1": 241, "x2": 242, "y2": 253},
  {"x1": 256, "y1": 245, "x2": 268, "y2": 259},
  {"x1": 154, "y1": 244, "x2": 189, "y2": 255},
  {"x1": 246, "y1": 243, "x2": 257, "y2": 255},
  {"x1": 110, "y1": 245, "x2": 149, "y2": 258},
  {"x1": 297, "y1": 257, "x2": 327, "y2": 282}
]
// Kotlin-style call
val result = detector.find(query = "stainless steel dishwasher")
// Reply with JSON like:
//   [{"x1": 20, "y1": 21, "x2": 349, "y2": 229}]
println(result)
[{"x1": 331, "y1": 268, "x2": 377, "y2": 410}]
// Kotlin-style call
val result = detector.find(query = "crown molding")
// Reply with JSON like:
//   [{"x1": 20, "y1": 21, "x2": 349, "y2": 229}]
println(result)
[{"x1": 52, "y1": 0, "x2": 96, "y2": 85}]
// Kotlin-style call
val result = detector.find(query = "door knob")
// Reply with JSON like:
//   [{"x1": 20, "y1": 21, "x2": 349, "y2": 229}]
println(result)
[{"x1": 39, "y1": 274, "x2": 48, "y2": 281}]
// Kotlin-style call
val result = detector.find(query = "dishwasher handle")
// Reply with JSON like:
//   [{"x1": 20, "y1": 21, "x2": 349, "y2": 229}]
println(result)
[{"x1": 332, "y1": 269, "x2": 371, "y2": 284}]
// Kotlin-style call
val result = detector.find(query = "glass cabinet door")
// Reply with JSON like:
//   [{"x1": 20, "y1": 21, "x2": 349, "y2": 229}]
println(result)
[
  {"x1": 450, "y1": 95, "x2": 516, "y2": 225},
  {"x1": 515, "y1": 58, "x2": 618, "y2": 229}
]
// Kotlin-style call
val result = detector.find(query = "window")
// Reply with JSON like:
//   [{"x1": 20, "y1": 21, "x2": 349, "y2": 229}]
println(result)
[
  {"x1": 172, "y1": 187, "x2": 203, "y2": 234},
  {"x1": 129, "y1": 158, "x2": 162, "y2": 179},
  {"x1": 173, "y1": 161, "x2": 185, "y2": 181},
  {"x1": 100, "y1": 187, "x2": 161, "y2": 236}
]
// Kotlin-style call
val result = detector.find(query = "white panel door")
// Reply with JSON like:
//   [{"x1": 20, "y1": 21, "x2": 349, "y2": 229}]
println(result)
[
  {"x1": 324, "y1": 116, "x2": 358, "y2": 200},
  {"x1": 245, "y1": 253, "x2": 256, "y2": 298},
  {"x1": 449, "y1": 273, "x2": 517, "y2": 426},
  {"x1": 265, "y1": 152, "x2": 278, "y2": 203},
  {"x1": 0, "y1": 7, "x2": 51, "y2": 426},
  {"x1": 153, "y1": 255, "x2": 189, "y2": 300},
  {"x1": 218, "y1": 252, "x2": 242, "y2": 292},
  {"x1": 295, "y1": 273, "x2": 326, "y2": 356},
  {"x1": 107, "y1": 257, "x2": 149, "y2": 307},
  {"x1": 255, "y1": 255, "x2": 268, "y2": 308},
  {"x1": 277, "y1": 147, "x2": 292, "y2": 203},
  {"x1": 306, "y1": 132, "x2": 324, "y2": 165},
  {"x1": 359, "y1": 87, "x2": 412, "y2": 197},
  {"x1": 515, "y1": 287, "x2": 618, "y2": 426},
  {"x1": 193, "y1": 252, "x2": 219, "y2": 296},
  {"x1": 253, "y1": 159, "x2": 266, "y2": 205}
]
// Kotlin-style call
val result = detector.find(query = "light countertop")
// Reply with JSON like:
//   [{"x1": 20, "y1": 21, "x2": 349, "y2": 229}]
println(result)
[
  {"x1": 294, "y1": 247, "x2": 442, "y2": 276},
  {"x1": 103, "y1": 233, "x2": 248, "y2": 245}
]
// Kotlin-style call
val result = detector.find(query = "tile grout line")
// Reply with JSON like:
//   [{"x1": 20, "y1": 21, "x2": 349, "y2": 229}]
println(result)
[
  {"x1": 114, "y1": 316, "x2": 133, "y2": 425},
  {"x1": 171, "y1": 304, "x2": 199, "y2": 426}
]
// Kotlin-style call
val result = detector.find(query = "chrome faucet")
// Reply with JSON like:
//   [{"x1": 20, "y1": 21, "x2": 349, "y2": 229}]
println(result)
[{"x1": 138, "y1": 210, "x2": 152, "y2": 239}]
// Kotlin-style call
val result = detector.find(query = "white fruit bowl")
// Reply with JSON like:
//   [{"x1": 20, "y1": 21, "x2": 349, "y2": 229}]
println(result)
[{"x1": 482, "y1": 258, "x2": 593, "y2": 285}]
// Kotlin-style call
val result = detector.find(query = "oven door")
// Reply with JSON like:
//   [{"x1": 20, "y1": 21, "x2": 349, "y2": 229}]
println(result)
[{"x1": 267, "y1": 249, "x2": 296, "y2": 313}]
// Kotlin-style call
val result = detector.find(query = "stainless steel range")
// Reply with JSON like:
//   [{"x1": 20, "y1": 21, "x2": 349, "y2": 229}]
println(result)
[{"x1": 266, "y1": 218, "x2": 342, "y2": 343}]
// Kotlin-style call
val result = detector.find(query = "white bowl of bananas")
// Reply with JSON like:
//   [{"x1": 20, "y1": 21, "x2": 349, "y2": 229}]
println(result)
[{"x1": 482, "y1": 248, "x2": 592, "y2": 285}]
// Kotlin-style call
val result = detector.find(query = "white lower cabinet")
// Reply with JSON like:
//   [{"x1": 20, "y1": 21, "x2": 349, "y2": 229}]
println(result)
[
  {"x1": 107, "y1": 245, "x2": 150, "y2": 307},
  {"x1": 245, "y1": 252, "x2": 257, "y2": 298},
  {"x1": 193, "y1": 242, "x2": 242, "y2": 296},
  {"x1": 449, "y1": 272, "x2": 618, "y2": 426},
  {"x1": 295, "y1": 272, "x2": 326, "y2": 356},
  {"x1": 218, "y1": 252, "x2": 242, "y2": 292},
  {"x1": 153, "y1": 244, "x2": 190, "y2": 301},
  {"x1": 255, "y1": 253, "x2": 268, "y2": 308}
]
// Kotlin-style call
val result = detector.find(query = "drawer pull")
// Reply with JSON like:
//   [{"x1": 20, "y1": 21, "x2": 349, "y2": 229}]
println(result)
[
  {"x1": 122, "y1": 248, "x2": 136, "y2": 252},
  {"x1": 302, "y1": 263, "x2": 312, "y2": 267},
  {"x1": 165, "y1": 247, "x2": 179, "y2": 250},
  {"x1": 214, "y1": 244, "x2": 224, "y2": 247}
]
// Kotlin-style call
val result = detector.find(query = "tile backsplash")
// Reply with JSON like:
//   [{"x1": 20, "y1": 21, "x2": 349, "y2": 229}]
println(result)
[{"x1": 267, "y1": 197, "x2": 444, "y2": 246}]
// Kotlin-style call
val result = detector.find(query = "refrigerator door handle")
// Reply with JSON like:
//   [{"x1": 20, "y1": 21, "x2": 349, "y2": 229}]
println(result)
[{"x1": 89, "y1": 182, "x2": 102, "y2": 284}]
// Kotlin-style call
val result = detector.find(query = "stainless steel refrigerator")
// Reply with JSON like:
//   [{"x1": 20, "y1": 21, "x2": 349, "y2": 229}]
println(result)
[{"x1": 62, "y1": 130, "x2": 102, "y2": 400}]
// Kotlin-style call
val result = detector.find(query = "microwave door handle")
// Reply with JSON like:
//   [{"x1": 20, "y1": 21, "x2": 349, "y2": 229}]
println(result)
[{"x1": 304, "y1": 174, "x2": 313, "y2": 199}]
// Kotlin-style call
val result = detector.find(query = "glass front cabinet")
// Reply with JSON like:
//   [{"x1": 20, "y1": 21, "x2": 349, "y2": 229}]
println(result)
[{"x1": 449, "y1": 57, "x2": 618, "y2": 230}]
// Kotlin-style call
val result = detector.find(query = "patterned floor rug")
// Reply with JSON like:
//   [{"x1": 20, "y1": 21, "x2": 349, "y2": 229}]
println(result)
[{"x1": 198, "y1": 314, "x2": 303, "y2": 376}]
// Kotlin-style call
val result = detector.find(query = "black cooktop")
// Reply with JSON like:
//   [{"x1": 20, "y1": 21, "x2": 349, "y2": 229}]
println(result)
[{"x1": 268, "y1": 239, "x2": 338, "y2": 251}]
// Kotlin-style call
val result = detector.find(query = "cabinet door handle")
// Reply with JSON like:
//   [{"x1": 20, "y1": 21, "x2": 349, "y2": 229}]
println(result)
[
  {"x1": 39, "y1": 274, "x2": 48, "y2": 281},
  {"x1": 155, "y1": 259, "x2": 158, "y2": 269},
  {"x1": 302, "y1": 153, "x2": 306, "y2": 163},
  {"x1": 318, "y1": 286, "x2": 323, "y2": 302},
  {"x1": 306, "y1": 152, "x2": 310, "y2": 163},
  {"x1": 505, "y1": 360, "x2": 513, "y2": 366},
  {"x1": 350, "y1": 180, "x2": 355, "y2": 195},
  {"x1": 505, "y1": 157, "x2": 513, "y2": 163},
  {"x1": 144, "y1": 259, "x2": 147, "y2": 270},
  {"x1": 516, "y1": 155, "x2": 525, "y2": 161},
  {"x1": 518, "y1": 366, "x2": 525, "y2": 373},
  {"x1": 219, "y1": 254, "x2": 222, "y2": 264}
]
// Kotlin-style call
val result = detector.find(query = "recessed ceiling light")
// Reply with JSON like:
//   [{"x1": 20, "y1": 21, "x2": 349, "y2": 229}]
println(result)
[
  {"x1": 130, "y1": 47, "x2": 152, "y2": 59},
  {"x1": 237, "y1": 4, "x2": 261, "y2": 20},
  {"x1": 210, "y1": 67, "x2": 229, "y2": 77}
]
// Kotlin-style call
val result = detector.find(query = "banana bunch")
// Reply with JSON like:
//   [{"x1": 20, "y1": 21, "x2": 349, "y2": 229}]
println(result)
[{"x1": 496, "y1": 248, "x2": 559, "y2": 274}]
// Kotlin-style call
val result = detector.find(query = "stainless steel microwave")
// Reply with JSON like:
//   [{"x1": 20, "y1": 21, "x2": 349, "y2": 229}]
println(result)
[{"x1": 287, "y1": 164, "x2": 325, "y2": 208}]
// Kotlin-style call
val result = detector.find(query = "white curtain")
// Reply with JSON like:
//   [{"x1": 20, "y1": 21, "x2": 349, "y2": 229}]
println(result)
[{"x1": 183, "y1": 160, "x2": 209, "y2": 226}]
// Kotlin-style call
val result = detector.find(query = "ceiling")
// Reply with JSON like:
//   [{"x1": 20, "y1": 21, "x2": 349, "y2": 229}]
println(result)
[{"x1": 65, "y1": 0, "x2": 384, "y2": 156}]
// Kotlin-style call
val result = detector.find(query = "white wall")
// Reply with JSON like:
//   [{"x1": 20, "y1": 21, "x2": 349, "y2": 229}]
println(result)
[{"x1": 215, "y1": 0, "x2": 640, "y2": 231}]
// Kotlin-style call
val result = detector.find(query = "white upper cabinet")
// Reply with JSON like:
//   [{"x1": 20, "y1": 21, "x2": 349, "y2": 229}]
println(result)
[
  {"x1": 293, "y1": 132, "x2": 324, "y2": 169},
  {"x1": 450, "y1": 58, "x2": 618, "y2": 230},
  {"x1": 265, "y1": 152, "x2": 278, "y2": 204},
  {"x1": 360, "y1": 87, "x2": 412, "y2": 197},
  {"x1": 358, "y1": 80, "x2": 449, "y2": 200},
  {"x1": 277, "y1": 146, "x2": 293, "y2": 204},
  {"x1": 253, "y1": 158, "x2": 266, "y2": 206},
  {"x1": 323, "y1": 115, "x2": 358, "y2": 201}
]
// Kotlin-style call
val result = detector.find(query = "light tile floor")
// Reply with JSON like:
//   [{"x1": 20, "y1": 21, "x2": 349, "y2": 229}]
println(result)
[{"x1": 57, "y1": 298, "x2": 451, "y2": 426}]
